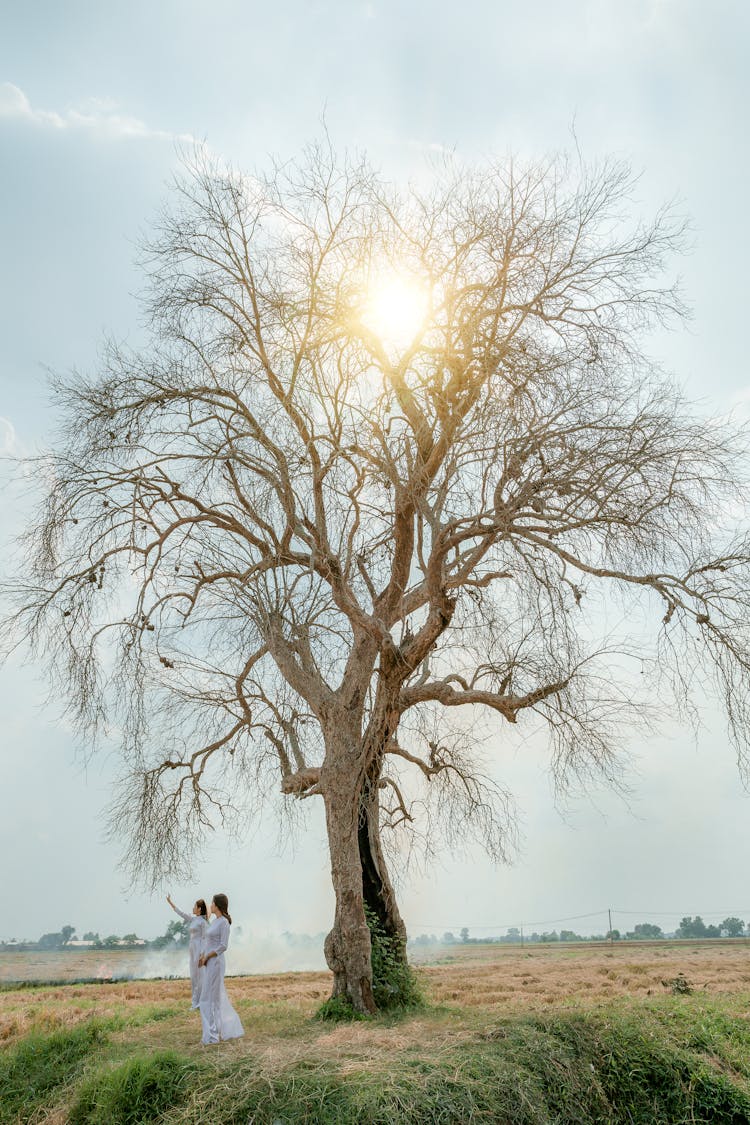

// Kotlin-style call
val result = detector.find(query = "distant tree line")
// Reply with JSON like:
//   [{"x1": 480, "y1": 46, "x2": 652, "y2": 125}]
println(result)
[
  {"x1": 675, "y1": 915, "x2": 746, "y2": 939},
  {"x1": 3, "y1": 914, "x2": 747, "y2": 954},
  {"x1": 0, "y1": 919, "x2": 189, "y2": 952},
  {"x1": 410, "y1": 917, "x2": 749, "y2": 946}
]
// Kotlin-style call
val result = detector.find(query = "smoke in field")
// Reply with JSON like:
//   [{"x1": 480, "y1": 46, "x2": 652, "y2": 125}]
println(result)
[
  {"x1": 112, "y1": 928, "x2": 327, "y2": 982},
  {"x1": 0, "y1": 929, "x2": 328, "y2": 985}
]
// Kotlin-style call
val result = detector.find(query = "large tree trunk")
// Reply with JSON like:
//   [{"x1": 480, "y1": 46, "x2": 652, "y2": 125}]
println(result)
[
  {"x1": 321, "y1": 731, "x2": 377, "y2": 1014},
  {"x1": 321, "y1": 729, "x2": 409, "y2": 1014}
]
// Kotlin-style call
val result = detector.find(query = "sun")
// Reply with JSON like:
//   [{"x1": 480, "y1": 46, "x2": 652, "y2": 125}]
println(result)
[{"x1": 360, "y1": 272, "x2": 429, "y2": 351}]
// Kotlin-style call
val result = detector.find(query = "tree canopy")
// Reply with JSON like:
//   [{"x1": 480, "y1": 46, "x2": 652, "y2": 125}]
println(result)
[{"x1": 7, "y1": 143, "x2": 750, "y2": 1011}]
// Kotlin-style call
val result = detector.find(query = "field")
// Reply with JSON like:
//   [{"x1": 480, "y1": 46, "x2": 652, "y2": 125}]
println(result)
[
  {"x1": 2, "y1": 941, "x2": 750, "y2": 1123},
  {"x1": 0, "y1": 949, "x2": 184, "y2": 986}
]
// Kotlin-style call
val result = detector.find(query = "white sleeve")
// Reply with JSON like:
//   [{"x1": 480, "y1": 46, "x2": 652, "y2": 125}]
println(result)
[
  {"x1": 214, "y1": 918, "x2": 229, "y2": 955},
  {"x1": 174, "y1": 906, "x2": 192, "y2": 923}
]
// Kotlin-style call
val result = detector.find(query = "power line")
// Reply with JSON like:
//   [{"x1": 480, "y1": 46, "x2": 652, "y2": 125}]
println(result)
[
  {"x1": 412, "y1": 906, "x2": 750, "y2": 932},
  {"x1": 612, "y1": 908, "x2": 750, "y2": 918},
  {"x1": 414, "y1": 910, "x2": 609, "y2": 930}
]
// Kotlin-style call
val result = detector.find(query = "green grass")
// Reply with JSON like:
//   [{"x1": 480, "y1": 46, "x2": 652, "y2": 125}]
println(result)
[
  {"x1": 183, "y1": 1004, "x2": 750, "y2": 1124},
  {"x1": 69, "y1": 1051, "x2": 201, "y2": 1124},
  {"x1": 0, "y1": 1021, "x2": 109, "y2": 1123},
  {"x1": 2, "y1": 992, "x2": 750, "y2": 1124}
]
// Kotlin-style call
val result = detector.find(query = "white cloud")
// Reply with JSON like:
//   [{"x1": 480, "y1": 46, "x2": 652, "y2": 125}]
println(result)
[
  {"x1": 0, "y1": 415, "x2": 19, "y2": 456},
  {"x1": 0, "y1": 82, "x2": 65, "y2": 127},
  {"x1": 0, "y1": 81, "x2": 194, "y2": 143}
]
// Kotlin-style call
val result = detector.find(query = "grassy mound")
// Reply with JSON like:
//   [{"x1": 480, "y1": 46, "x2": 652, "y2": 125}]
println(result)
[
  {"x1": 0, "y1": 1021, "x2": 108, "y2": 1123},
  {"x1": 69, "y1": 1051, "x2": 200, "y2": 1124},
  {"x1": 2, "y1": 979, "x2": 750, "y2": 1123},
  {"x1": 190, "y1": 1007, "x2": 750, "y2": 1124}
]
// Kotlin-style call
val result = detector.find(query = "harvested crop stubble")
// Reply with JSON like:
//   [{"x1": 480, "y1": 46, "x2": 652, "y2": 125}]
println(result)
[
  {"x1": 419, "y1": 941, "x2": 750, "y2": 1008},
  {"x1": 1, "y1": 941, "x2": 749, "y2": 1052}
]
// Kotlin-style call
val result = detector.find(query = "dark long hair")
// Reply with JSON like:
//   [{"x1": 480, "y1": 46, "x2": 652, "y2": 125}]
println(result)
[
  {"x1": 195, "y1": 899, "x2": 207, "y2": 918},
  {"x1": 212, "y1": 893, "x2": 232, "y2": 924}
]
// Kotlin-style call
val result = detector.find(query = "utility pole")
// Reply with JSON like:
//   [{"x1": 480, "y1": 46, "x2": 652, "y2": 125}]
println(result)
[{"x1": 608, "y1": 908, "x2": 613, "y2": 944}]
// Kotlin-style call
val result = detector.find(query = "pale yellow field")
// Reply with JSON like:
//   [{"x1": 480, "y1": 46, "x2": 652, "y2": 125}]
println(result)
[
  {"x1": 0, "y1": 947, "x2": 182, "y2": 985},
  {"x1": 418, "y1": 939, "x2": 750, "y2": 1008},
  {"x1": 2, "y1": 940, "x2": 749, "y2": 1057}
]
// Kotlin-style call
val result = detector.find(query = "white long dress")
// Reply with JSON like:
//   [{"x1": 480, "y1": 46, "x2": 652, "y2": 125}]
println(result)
[
  {"x1": 173, "y1": 907, "x2": 208, "y2": 1008},
  {"x1": 199, "y1": 915, "x2": 244, "y2": 1044}
]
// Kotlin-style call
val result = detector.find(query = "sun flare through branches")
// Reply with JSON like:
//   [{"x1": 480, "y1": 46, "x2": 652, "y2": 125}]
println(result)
[{"x1": 359, "y1": 271, "x2": 430, "y2": 351}]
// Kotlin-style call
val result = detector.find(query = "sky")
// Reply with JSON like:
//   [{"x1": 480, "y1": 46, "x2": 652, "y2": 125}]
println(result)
[{"x1": 1, "y1": 0, "x2": 749, "y2": 950}]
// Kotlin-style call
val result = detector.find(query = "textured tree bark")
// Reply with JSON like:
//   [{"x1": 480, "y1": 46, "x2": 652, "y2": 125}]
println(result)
[
  {"x1": 323, "y1": 782, "x2": 377, "y2": 1014},
  {"x1": 321, "y1": 724, "x2": 409, "y2": 1013},
  {"x1": 320, "y1": 714, "x2": 378, "y2": 1014}
]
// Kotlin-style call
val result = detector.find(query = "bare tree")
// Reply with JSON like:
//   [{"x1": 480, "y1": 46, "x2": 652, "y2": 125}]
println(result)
[{"x1": 7, "y1": 144, "x2": 750, "y2": 1013}]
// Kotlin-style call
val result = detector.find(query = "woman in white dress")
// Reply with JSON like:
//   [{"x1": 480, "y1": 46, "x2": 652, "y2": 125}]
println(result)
[
  {"x1": 198, "y1": 893, "x2": 244, "y2": 1045},
  {"x1": 166, "y1": 894, "x2": 208, "y2": 1009}
]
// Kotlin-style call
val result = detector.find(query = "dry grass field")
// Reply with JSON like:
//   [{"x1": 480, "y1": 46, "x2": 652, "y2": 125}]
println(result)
[
  {"x1": 2, "y1": 941, "x2": 750, "y2": 1123},
  {"x1": 0, "y1": 949, "x2": 183, "y2": 986},
  {"x1": 0, "y1": 952, "x2": 145, "y2": 987},
  {"x1": 2, "y1": 940, "x2": 749, "y2": 1052},
  {"x1": 417, "y1": 939, "x2": 750, "y2": 1008}
]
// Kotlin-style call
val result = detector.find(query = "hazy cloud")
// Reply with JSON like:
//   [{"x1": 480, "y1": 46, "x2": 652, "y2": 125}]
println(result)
[
  {"x1": 0, "y1": 82, "x2": 194, "y2": 143},
  {"x1": 730, "y1": 386, "x2": 750, "y2": 418},
  {"x1": 0, "y1": 416, "x2": 19, "y2": 456}
]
